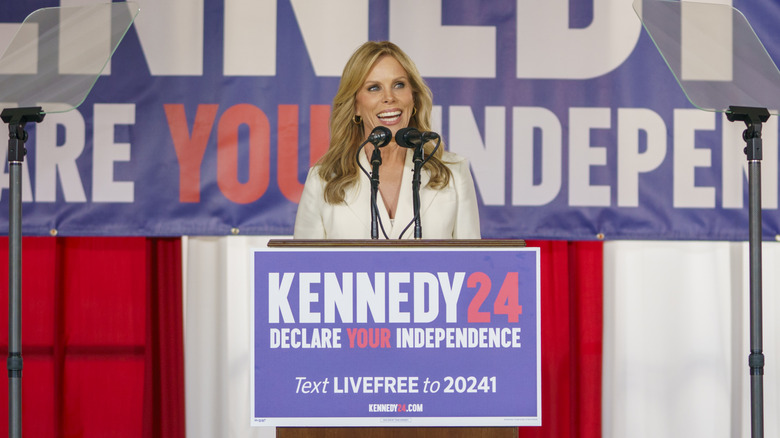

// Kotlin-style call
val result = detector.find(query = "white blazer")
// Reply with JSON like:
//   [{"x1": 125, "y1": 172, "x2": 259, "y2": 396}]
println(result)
[{"x1": 293, "y1": 149, "x2": 481, "y2": 239}]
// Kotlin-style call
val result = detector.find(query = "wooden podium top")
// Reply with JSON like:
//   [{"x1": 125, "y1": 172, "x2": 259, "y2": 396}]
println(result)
[
  {"x1": 267, "y1": 239, "x2": 525, "y2": 248},
  {"x1": 277, "y1": 427, "x2": 518, "y2": 438}
]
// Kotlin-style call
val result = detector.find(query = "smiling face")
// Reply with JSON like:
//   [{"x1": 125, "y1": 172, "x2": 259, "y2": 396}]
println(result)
[{"x1": 354, "y1": 55, "x2": 415, "y2": 142}]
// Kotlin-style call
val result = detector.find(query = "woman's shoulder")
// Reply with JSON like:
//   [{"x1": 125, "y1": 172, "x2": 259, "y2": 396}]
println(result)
[
  {"x1": 307, "y1": 163, "x2": 326, "y2": 177},
  {"x1": 303, "y1": 164, "x2": 328, "y2": 189}
]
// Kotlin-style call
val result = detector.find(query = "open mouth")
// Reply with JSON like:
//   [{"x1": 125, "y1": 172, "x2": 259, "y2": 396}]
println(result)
[{"x1": 377, "y1": 110, "x2": 402, "y2": 124}]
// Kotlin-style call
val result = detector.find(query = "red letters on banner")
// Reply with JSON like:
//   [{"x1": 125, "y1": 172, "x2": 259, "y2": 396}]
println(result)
[{"x1": 165, "y1": 103, "x2": 329, "y2": 204}]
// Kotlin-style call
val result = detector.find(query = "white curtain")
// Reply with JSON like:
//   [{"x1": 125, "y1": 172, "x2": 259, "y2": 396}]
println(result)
[
  {"x1": 184, "y1": 236, "x2": 279, "y2": 438},
  {"x1": 603, "y1": 241, "x2": 780, "y2": 438},
  {"x1": 183, "y1": 237, "x2": 780, "y2": 437}
]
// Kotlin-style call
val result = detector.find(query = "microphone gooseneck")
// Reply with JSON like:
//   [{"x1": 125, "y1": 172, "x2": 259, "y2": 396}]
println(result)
[
  {"x1": 356, "y1": 126, "x2": 394, "y2": 239},
  {"x1": 360, "y1": 126, "x2": 443, "y2": 239}
]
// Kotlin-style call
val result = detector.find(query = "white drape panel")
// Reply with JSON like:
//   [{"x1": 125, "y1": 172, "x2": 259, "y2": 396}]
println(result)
[
  {"x1": 184, "y1": 236, "x2": 279, "y2": 438},
  {"x1": 184, "y1": 237, "x2": 779, "y2": 437},
  {"x1": 603, "y1": 241, "x2": 780, "y2": 438}
]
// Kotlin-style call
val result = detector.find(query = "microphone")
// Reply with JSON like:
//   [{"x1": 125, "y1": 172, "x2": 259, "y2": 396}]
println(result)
[
  {"x1": 361, "y1": 126, "x2": 392, "y2": 240},
  {"x1": 396, "y1": 127, "x2": 442, "y2": 148},
  {"x1": 395, "y1": 126, "x2": 440, "y2": 240},
  {"x1": 395, "y1": 127, "x2": 422, "y2": 148},
  {"x1": 422, "y1": 131, "x2": 440, "y2": 142},
  {"x1": 367, "y1": 126, "x2": 392, "y2": 147}
]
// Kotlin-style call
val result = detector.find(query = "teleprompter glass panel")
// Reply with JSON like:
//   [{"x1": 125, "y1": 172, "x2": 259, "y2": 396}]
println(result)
[
  {"x1": 0, "y1": 2, "x2": 139, "y2": 114},
  {"x1": 634, "y1": 0, "x2": 780, "y2": 115}
]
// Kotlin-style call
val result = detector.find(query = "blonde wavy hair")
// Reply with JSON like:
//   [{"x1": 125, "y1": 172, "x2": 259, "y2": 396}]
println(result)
[{"x1": 317, "y1": 41, "x2": 451, "y2": 204}]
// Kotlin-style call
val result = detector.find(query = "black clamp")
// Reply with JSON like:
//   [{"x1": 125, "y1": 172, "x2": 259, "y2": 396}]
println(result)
[
  {"x1": 749, "y1": 352, "x2": 765, "y2": 375},
  {"x1": 7, "y1": 353, "x2": 22, "y2": 378},
  {"x1": 726, "y1": 106, "x2": 770, "y2": 161},
  {"x1": 1, "y1": 107, "x2": 45, "y2": 163}
]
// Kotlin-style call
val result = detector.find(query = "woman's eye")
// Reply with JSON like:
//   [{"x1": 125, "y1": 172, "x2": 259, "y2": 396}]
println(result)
[
  {"x1": 394, "y1": 82, "x2": 405, "y2": 88},
  {"x1": 368, "y1": 85, "x2": 379, "y2": 92}
]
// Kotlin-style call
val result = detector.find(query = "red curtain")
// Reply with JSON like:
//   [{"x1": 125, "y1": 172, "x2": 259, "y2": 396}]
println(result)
[
  {"x1": 519, "y1": 241, "x2": 604, "y2": 438},
  {"x1": 0, "y1": 237, "x2": 185, "y2": 438},
  {"x1": 0, "y1": 237, "x2": 601, "y2": 437}
]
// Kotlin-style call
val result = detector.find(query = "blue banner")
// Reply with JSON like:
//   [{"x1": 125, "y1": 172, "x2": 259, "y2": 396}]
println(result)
[
  {"x1": 1, "y1": 0, "x2": 779, "y2": 240},
  {"x1": 251, "y1": 246, "x2": 540, "y2": 427}
]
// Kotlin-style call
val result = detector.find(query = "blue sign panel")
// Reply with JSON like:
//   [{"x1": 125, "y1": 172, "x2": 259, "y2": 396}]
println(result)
[{"x1": 251, "y1": 246, "x2": 540, "y2": 426}]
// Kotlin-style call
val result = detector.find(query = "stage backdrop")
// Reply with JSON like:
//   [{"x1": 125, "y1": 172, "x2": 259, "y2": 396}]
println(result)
[{"x1": 1, "y1": 0, "x2": 780, "y2": 240}]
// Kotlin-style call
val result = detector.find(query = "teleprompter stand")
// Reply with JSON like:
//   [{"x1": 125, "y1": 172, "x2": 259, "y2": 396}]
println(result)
[
  {"x1": 1, "y1": 107, "x2": 44, "y2": 438},
  {"x1": 633, "y1": 1, "x2": 780, "y2": 436},
  {"x1": 0, "y1": 4, "x2": 139, "y2": 437},
  {"x1": 726, "y1": 105, "x2": 769, "y2": 436}
]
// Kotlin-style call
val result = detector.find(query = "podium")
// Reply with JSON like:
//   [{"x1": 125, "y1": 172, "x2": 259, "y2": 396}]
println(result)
[{"x1": 255, "y1": 239, "x2": 534, "y2": 438}]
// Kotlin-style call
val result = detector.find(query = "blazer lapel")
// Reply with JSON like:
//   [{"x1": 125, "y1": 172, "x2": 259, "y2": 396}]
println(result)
[
  {"x1": 344, "y1": 152, "x2": 372, "y2": 233},
  {"x1": 416, "y1": 156, "x2": 439, "y2": 238},
  {"x1": 352, "y1": 150, "x2": 394, "y2": 238},
  {"x1": 351, "y1": 149, "x2": 440, "y2": 239},
  {"x1": 389, "y1": 150, "x2": 414, "y2": 239},
  {"x1": 393, "y1": 150, "x2": 439, "y2": 239}
]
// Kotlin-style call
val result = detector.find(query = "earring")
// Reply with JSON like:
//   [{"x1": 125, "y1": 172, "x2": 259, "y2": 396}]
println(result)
[
  {"x1": 412, "y1": 107, "x2": 417, "y2": 117},
  {"x1": 353, "y1": 115, "x2": 362, "y2": 124}
]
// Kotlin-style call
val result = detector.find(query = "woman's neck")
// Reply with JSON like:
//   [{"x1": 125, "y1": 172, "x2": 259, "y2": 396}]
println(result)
[{"x1": 365, "y1": 142, "x2": 407, "y2": 164}]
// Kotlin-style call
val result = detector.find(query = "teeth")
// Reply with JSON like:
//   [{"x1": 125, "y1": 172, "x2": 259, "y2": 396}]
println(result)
[{"x1": 378, "y1": 111, "x2": 401, "y2": 119}]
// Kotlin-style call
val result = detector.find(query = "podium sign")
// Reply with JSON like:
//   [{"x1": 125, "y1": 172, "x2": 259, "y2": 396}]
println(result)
[{"x1": 251, "y1": 245, "x2": 541, "y2": 427}]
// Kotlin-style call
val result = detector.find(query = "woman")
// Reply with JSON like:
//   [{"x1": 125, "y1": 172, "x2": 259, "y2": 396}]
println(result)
[{"x1": 293, "y1": 41, "x2": 481, "y2": 239}]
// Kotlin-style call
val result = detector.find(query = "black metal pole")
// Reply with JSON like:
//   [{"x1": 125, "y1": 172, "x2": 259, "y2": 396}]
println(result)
[
  {"x1": 747, "y1": 148, "x2": 764, "y2": 438},
  {"x1": 2, "y1": 107, "x2": 44, "y2": 438},
  {"x1": 726, "y1": 105, "x2": 767, "y2": 438},
  {"x1": 411, "y1": 148, "x2": 423, "y2": 239},
  {"x1": 8, "y1": 131, "x2": 23, "y2": 438},
  {"x1": 370, "y1": 147, "x2": 382, "y2": 239}
]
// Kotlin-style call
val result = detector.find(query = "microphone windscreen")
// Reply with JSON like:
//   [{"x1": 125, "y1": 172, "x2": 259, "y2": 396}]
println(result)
[
  {"x1": 395, "y1": 127, "x2": 421, "y2": 148},
  {"x1": 367, "y1": 126, "x2": 392, "y2": 147}
]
